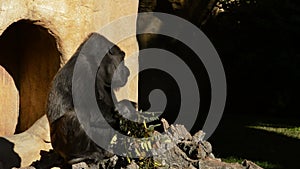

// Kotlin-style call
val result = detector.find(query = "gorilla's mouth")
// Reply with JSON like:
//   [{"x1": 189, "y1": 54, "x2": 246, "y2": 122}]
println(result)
[
  {"x1": 111, "y1": 77, "x2": 128, "y2": 90},
  {"x1": 114, "y1": 87, "x2": 121, "y2": 92},
  {"x1": 107, "y1": 66, "x2": 130, "y2": 90}
]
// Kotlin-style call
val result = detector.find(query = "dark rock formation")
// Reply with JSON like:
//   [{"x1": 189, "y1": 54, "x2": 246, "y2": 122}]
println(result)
[{"x1": 17, "y1": 119, "x2": 263, "y2": 169}]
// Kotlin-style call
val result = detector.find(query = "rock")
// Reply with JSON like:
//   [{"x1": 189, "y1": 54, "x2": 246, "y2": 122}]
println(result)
[
  {"x1": 242, "y1": 160, "x2": 264, "y2": 169},
  {"x1": 10, "y1": 122, "x2": 263, "y2": 169},
  {"x1": 126, "y1": 161, "x2": 139, "y2": 169},
  {"x1": 0, "y1": 66, "x2": 19, "y2": 136},
  {"x1": 166, "y1": 124, "x2": 193, "y2": 143},
  {"x1": 13, "y1": 167, "x2": 35, "y2": 169},
  {"x1": 199, "y1": 158, "x2": 246, "y2": 169},
  {"x1": 161, "y1": 118, "x2": 170, "y2": 132},
  {"x1": 201, "y1": 141, "x2": 213, "y2": 155},
  {"x1": 186, "y1": 164, "x2": 197, "y2": 169},
  {"x1": 72, "y1": 162, "x2": 89, "y2": 169},
  {"x1": 1, "y1": 115, "x2": 52, "y2": 168},
  {"x1": 155, "y1": 145, "x2": 198, "y2": 169},
  {"x1": 192, "y1": 130, "x2": 205, "y2": 143},
  {"x1": 150, "y1": 124, "x2": 262, "y2": 169},
  {"x1": 98, "y1": 155, "x2": 119, "y2": 169}
]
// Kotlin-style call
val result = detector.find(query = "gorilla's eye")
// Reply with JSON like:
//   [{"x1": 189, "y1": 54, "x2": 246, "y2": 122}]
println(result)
[
  {"x1": 120, "y1": 51, "x2": 125, "y2": 59},
  {"x1": 108, "y1": 48, "x2": 114, "y2": 55}
]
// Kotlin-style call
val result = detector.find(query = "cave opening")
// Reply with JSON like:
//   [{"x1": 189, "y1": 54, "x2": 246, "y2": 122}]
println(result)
[{"x1": 0, "y1": 20, "x2": 61, "y2": 134}]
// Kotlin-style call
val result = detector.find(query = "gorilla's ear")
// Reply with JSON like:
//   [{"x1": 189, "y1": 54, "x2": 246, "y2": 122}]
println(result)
[
  {"x1": 97, "y1": 89, "x2": 105, "y2": 100},
  {"x1": 95, "y1": 65, "x2": 105, "y2": 101}
]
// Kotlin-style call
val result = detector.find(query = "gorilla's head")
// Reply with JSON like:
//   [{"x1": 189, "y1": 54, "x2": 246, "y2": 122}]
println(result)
[
  {"x1": 75, "y1": 33, "x2": 130, "y2": 103},
  {"x1": 78, "y1": 33, "x2": 130, "y2": 104},
  {"x1": 99, "y1": 45, "x2": 130, "y2": 90}
]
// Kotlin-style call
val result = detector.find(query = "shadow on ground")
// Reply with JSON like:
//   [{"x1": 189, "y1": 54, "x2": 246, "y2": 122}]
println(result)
[
  {"x1": 208, "y1": 114, "x2": 300, "y2": 169},
  {"x1": 0, "y1": 137, "x2": 21, "y2": 168}
]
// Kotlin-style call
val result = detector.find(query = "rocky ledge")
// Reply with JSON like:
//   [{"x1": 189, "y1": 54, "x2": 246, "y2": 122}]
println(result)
[{"x1": 16, "y1": 119, "x2": 263, "y2": 169}]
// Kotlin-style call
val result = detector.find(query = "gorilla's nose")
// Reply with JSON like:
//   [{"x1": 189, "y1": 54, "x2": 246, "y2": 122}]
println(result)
[{"x1": 124, "y1": 66, "x2": 130, "y2": 77}]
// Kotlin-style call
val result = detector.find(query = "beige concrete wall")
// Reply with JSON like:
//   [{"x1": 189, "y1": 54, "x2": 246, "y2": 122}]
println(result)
[
  {"x1": 0, "y1": 66, "x2": 19, "y2": 136},
  {"x1": 0, "y1": 0, "x2": 139, "y2": 134}
]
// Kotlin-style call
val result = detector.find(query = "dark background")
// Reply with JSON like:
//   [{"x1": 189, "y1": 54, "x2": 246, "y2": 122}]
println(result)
[
  {"x1": 138, "y1": 0, "x2": 300, "y2": 123},
  {"x1": 136, "y1": 0, "x2": 300, "y2": 168}
]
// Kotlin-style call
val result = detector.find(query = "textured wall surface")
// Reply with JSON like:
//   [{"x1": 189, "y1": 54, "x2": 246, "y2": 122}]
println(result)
[
  {"x1": 3, "y1": 115, "x2": 52, "y2": 167},
  {"x1": 0, "y1": 66, "x2": 19, "y2": 136},
  {"x1": 0, "y1": 0, "x2": 139, "y2": 134}
]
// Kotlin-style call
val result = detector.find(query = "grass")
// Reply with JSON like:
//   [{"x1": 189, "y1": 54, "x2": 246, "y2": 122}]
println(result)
[
  {"x1": 207, "y1": 113, "x2": 300, "y2": 169},
  {"x1": 248, "y1": 125, "x2": 300, "y2": 139},
  {"x1": 222, "y1": 156, "x2": 281, "y2": 169}
]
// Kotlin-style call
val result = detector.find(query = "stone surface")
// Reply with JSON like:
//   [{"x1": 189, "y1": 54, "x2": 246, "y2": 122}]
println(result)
[
  {"x1": 72, "y1": 162, "x2": 89, "y2": 169},
  {"x1": 1, "y1": 115, "x2": 52, "y2": 168},
  {"x1": 0, "y1": 0, "x2": 139, "y2": 133},
  {"x1": 126, "y1": 161, "x2": 139, "y2": 169},
  {"x1": 198, "y1": 158, "x2": 246, "y2": 169},
  {"x1": 242, "y1": 160, "x2": 264, "y2": 169},
  {"x1": 192, "y1": 130, "x2": 206, "y2": 143},
  {"x1": 167, "y1": 124, "x2": 193, "y2": 142},
  {"x1": 11, "y1": 123, "x2": 263, "y2": 169},
  {"x1": 0, "y1": 66, "x2": 19, "y2": 136}
]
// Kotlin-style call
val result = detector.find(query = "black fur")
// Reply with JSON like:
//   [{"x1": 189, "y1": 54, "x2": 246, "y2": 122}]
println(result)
[{"x1": 46, "y1": 33, "x2": 130, "y2": 165}]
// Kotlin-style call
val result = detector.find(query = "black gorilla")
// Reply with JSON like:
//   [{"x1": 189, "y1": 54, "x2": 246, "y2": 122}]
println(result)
[{"x1": 46, "y1": 33, "x2": 130, "y2": 165}]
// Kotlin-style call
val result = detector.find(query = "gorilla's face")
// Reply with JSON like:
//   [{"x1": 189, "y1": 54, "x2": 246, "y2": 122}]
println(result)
[{"x1": 98, "y1": 45, "x2": 130, "y2": 90}]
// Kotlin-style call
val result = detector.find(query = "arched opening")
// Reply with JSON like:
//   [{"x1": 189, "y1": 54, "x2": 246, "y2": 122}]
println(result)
[{"x1": 0, "y1": 20, "x2": 61, "y2": 134}]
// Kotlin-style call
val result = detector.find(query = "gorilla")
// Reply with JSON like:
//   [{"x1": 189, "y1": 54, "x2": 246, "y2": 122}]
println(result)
[{"x1": 46, "y1": 33, "x2": 131, "y2": 166}]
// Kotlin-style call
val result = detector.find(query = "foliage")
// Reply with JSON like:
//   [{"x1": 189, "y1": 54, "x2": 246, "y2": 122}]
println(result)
[
  {"x1": 115, "y1": 111, "x2": 161, "y2": 168},
  {"x1": 203, "y1": 0, "x2": 300, "y2": 115},
  {"x1": 210, "y1": 114, "x2": 300, "y2": 168}
]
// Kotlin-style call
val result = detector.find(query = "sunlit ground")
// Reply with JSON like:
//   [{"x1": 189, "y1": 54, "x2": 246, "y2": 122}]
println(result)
[
  {"x1": 248, "y1": 125, "x2": 300, "y2": 140},
  {"x1": 222, "y1": 156, "x2": 280, "y2": 169},
  {"x1": 208, "y1": 114, "x2": 300, "y2": 169},
  {"x1": 243, "y1": 125, "x2": 300, "y2": 168}
]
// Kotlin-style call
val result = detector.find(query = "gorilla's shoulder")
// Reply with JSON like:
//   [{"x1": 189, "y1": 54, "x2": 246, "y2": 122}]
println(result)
[{"x1": 52, "y1": 33, "x2": 112, "y2": 82}]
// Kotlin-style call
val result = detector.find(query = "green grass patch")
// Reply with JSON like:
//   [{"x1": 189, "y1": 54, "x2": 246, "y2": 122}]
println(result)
[
  {"x1": 222, "y1": 156, "x2": 244, "y2": 163},
  {"x1": 247, "y1": 125, "x2": 300, "y2": 139},
  {"x1": 209, "y1": 114, "x2": 300, "y2": 169},
  {"x1": 222, "y1": 156, "x2": 281, "y2": 169},
  {"x1": 254, "y1": 161, "x2": 281, "y2": 169}
]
